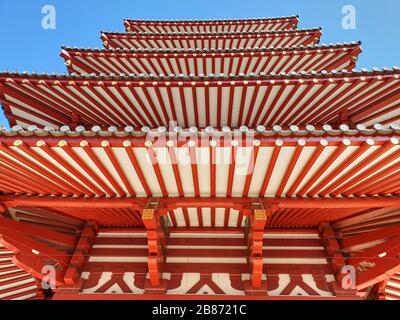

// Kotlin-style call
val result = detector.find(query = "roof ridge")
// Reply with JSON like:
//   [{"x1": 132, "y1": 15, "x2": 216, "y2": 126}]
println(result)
[
  {"x1": 101, "y1": 27, "x2": 321, "y2": 37},
  {"x1": 123, "y1": 16, "x2": 299, "y2": 23}
]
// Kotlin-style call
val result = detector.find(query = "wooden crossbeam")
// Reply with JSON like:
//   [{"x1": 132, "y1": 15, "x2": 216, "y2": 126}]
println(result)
[{"x1": 3, "y1": 195, "x2": 400, "y2": 210}]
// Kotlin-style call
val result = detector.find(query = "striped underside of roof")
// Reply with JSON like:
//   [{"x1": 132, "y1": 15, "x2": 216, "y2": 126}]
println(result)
[
  {"x1": 61, "y1": 43, "x2": 361, "y2": 76},
  {"x1": 0, "y1": 132, "x2": 399, "y2": 201},
  {"x1": 0, "y1": 243, "x2": 37, "y2": 300},
  {"x1": 101, "y1": 28, "x2": 322, "y2": 50},
  {"x1": 0, "y1": 69, "x2": 399, "y2": 129},
  {"x1": 385, "y1": 272, "x2": 400, "y2": 300},
  {"x1": 124, "y1": 16, "x2": 299, "y2": 33}
]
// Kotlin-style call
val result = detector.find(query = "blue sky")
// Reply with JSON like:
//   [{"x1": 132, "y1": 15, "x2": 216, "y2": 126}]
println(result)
[{"x1": 0, "y1": 0, "x2": 399, "y2": 127}]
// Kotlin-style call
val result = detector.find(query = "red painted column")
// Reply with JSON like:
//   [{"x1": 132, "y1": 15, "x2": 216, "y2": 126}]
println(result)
[
  {"x1": 141, "y1": 198, "x2": 168, "y2": 293},
  {"x1": 244, "y1": 200, "x2": 269, "y2": 295}
]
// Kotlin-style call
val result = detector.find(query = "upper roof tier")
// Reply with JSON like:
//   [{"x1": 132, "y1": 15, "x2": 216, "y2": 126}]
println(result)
[
  {"x1": 101, "y1": 28, "x2": 322, "y2": 50},
  {"x1": 1, "y1": 68, "x2": 399, "y2": 129},
  {"x1": 124, "y1": 16, "x2": 299, "y2": 33},
  {"x1": 61, "y1": 42, "x2": 361, "y2": 77}
]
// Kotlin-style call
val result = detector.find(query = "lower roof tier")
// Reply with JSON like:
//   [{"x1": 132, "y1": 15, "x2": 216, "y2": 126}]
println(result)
[
  {"x1": 0, "y1": 69, "x2": 399, "y2": 129},
  {"x1": 0, "y1": 130, "x2": 399, "y2": 199},
  {"x1": 2, "y1": 204, "x2": 400, "y2": 299},
  {"x1": 66, "y1": 228, "x2": 337, "y2": 297}
]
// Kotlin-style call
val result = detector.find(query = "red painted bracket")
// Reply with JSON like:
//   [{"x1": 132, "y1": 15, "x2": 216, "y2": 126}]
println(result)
[
  {"x1": 141, "y1": 198, "x2": 168, "y2": 290},
  {"x1": 245, "y1": 199, "x2": 270, "y2": 292},
  {"x1": 63, "y1": 220, "x2": 98, "y2": 287}
]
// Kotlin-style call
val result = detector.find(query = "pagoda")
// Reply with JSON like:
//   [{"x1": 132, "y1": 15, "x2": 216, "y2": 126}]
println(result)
[{"x1": 1, "y1": 15, "x2": 400, "y2": 301}]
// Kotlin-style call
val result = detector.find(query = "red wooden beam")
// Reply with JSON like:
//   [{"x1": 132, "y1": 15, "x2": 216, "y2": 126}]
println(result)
[
  {"x1": 66, "y1": 82, "x2": 122, "y2": 125},
  {"x1": 309, "y1": 141, "x2": 374, "y2": 197},
  {"x1": 335, "y1": 224, "x2": 400, "y2": 291},
  {"x1": 2, "y1": 81, "x2": 70, "y2": 123},
  {"x1": 243, "y1": 141, "x2": 260, "y2": 197},
  {"x1": 61, "y1": 220, "x2": 98, "y2": 291},
  {"x1": 226, "y1": 141, "x2": 238, "y2": 197},
  {"x1": 17, "y1": 142, "x2": 92, "y2": 196},
  {"x1": 319, "y1": 222, "x2": 356, "y2": 297},
  {"x1": 2, "y1": 195, "x2": 400, "y2": 210},
  {"x1": 276, "y1": 140, "x2": 304, "y2": 197},
  {"x1": 286, "y1": 140, "x2": 327, "y2": 197},
  {"x1": 0, "y1": 154, "x2": 63, "y2": 196},
  {"x1": 0, "y1": 143, "x2": 77, "y2": 196},
  {"x1": 351, "y1": 88, "x2": 400, "y2": 123},
  {"x1": 116, "y1": 84, "x2": 147, "y2": 126},
  {"x1": 0, "y1": 170, "x2": 47, "y2": 195},
  {"x1": 319, "y1": 80, "x2": 398, "y2": 124},
  {"x1": 348, "y1": 236, "x2": 400, "y2": 290},
  {"x1": 145, "y1": 142, "x2": 168, "y2": 197},
  {"x1": 210, "y1": 142, "x2": 216, "y2": 197},
  {"x1": 167, "y1": 143, "x2": 184, "y2": 197},
  {"x1": 259, "y1": 140, "x2": 282, "y2": 196},
  {"x1": 0, "y1": 216, "x2": 77, "y2": 248},
  {"x1": 353, "y1": 165, "x2": 400, "y2": 196},
  {"x1": 81, "y1": 141, "x2": 126, "y2": 196},
  {"x1": 40, "y1": 142, "x2": 106, "y2": 197},
  {"x1": 103, "y1": 141, "x2": 136, "y2": 196},
  {"x1": 99, "y1": 83, "x2": 135, "y2": 124},
  {"x1": 123, "y1": 141, "x2": 152, "y2": 197},
  {"x1": 340, "y1": 224, "x2": 400, "y2": 251},
  {"x1": 61, "y1": 141, "x2": 116, "y2": 197},
  {"x1": 297, "y1": 140, "x2": 350, "y2": 197},
  {"x1": 152, "y1": 83, "x2": 172, "y2": 125},
  {"x1": 330, "y1": 140, "x2": 399, "y2": 196},
  {"x1": 271, "y1": 81, "x2": 303, "y2": 124}
]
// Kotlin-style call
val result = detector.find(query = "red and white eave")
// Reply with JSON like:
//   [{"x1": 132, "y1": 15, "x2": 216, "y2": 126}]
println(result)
[{"x1": 1, "y1": 14, "x2": 400, "y2": 301}]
